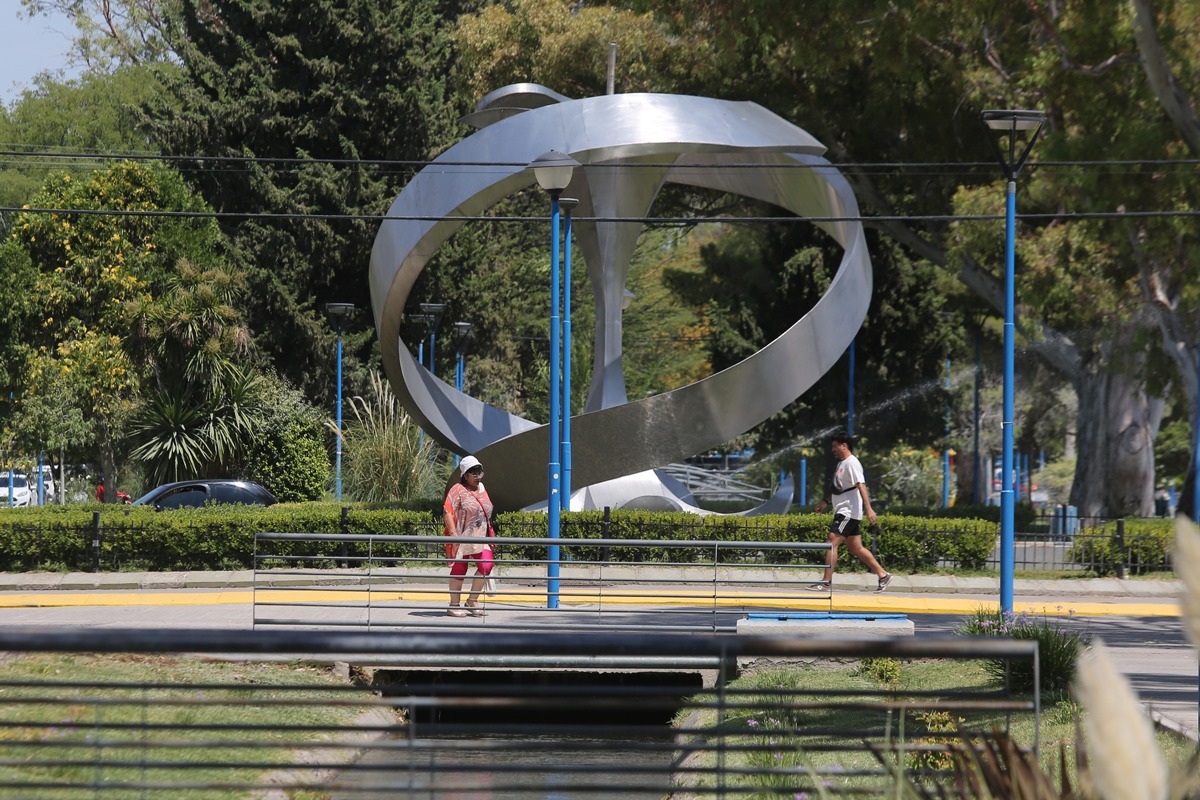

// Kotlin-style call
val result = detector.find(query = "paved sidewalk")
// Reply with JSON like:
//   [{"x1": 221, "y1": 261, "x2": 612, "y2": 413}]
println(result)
[{"x1": 0, "y1": 569, "x2": 1185, "y2": 599}]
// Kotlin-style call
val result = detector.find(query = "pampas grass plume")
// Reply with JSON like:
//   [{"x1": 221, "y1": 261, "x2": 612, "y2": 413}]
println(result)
[
  {"x1": 1075, "y1": 640, "x2": 1168, "y2": 800},
  {"x1": 1175, "y1": 515, "x2": 1200, "y2": 650}
]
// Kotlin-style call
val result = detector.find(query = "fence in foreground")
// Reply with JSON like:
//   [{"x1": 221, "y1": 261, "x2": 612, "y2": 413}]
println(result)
[{"x1": 0, "y1": 627, "x2": 1040, "y2": 798}]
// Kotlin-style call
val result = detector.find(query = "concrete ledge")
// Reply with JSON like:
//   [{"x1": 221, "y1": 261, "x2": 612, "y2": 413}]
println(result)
[{"x1": 736, "y1": 613, "x2": 914, "y2": 638}]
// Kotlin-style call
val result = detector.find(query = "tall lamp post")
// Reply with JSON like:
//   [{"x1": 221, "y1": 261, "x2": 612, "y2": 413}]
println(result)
[
  {"x1": 560, "y1": 196, "x2": 578, "y2": 512},
  {"x1": 419, "y1": 303, "x2": 447, "y2": 377},
  {"x1": 325, "y1": 303, "x2": 355, "y2": 502},
  {"x1": 451, "y1": 321, "x2": 473, "y2": 468},
  {"x1": 982, "y1": 108, "x2": 1045, "y2": 615},
  {"x1": 943, "y1": 354, "x2": 952, "y2": 508},
  {"x1": 847, "y1": 338, "x2": 856, "y2": 437},
  {"x1": 529, "y1": 150, "x2": 580, "y2": 610}
]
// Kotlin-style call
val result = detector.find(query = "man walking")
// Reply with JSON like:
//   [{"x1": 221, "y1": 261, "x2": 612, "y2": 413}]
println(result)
[{"x1": 810, "y1": 430, "x2": 892, "y2": 592}]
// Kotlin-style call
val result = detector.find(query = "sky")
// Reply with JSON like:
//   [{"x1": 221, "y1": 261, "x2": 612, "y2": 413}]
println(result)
[{"x1": 0, "y1": 0, "x2": 82, "y2": 107}]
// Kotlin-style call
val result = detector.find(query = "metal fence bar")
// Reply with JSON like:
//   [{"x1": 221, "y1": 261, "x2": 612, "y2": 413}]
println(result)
[
  {"x1": 253, "y1": 534, "x2": 833, "y2": 632},
  {"x1": 0, "y1": 628, "x2": 1040, "y2": 798}
]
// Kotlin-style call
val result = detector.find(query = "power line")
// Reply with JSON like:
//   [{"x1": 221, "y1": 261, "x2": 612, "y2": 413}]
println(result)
[
  {"x1": 1, "y1": 145, "x2": 1199, "y2": 173},
  {"x1": 4, "y1": 205, "x2": 1200, "y2": 224}
]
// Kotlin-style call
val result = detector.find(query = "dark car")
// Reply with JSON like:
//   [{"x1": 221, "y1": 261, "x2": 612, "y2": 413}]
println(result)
[{"x1": 132, "y1": 480, "x2": 278, "y2": 510}]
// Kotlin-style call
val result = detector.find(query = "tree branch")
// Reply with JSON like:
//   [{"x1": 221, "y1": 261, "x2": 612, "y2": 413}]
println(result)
[{"x1": 1130, "y1": 0, "x2": 1200, "y2": 155}]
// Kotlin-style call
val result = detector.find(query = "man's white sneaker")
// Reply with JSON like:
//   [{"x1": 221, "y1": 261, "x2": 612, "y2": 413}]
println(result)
[{"x1": 806, "y1": 582, "x2": 831, "y2": 592}]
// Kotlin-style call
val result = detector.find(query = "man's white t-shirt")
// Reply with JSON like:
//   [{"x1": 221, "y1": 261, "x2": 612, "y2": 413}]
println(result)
[{"x1": 831, "y1": 454, "x2": 865, "y2": 520}]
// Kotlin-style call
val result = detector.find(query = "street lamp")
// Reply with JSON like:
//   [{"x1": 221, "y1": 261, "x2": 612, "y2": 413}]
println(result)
[
  {"x1": 944, "y1": 354, "x2": 952, "y2": 508},
  {"x1": 847, "y1": 338, "x2": 855, "y2": 437},
  {"x1": 452, "y1": 321, "x2": 473, "y2": 393},
  {"x1": 419, "y1": 302, "x2": 447, "y2": 378},
  {"x1": 560, "y1": 196, "x2": 578, "y2": 513},
  {"x1": 529, "y1": 149, "x2": 580, "y2": 610},
  {"x1": 982, "y1": 108, "x2": 1046, "y2": 615},
  {"x1": 325, "y1": 302, "x2": 356, "y2": 502}
]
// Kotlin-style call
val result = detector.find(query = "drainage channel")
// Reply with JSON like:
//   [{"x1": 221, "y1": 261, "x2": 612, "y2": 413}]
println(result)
[{"x1": 331, "y1": 668, "x2": 708, "y2": 798}]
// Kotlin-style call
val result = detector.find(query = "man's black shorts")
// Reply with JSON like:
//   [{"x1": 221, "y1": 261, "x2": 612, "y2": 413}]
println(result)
[{"x1": 830, "y1": 513, "x2": 862, "y2": 537}]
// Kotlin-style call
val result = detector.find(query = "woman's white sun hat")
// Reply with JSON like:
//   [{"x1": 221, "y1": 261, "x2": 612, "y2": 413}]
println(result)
[{"x1": 459, "y1": 455, "x2": 482, "y2": 474}]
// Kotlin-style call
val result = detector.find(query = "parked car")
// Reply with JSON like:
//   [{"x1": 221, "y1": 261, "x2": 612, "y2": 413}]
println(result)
[
  {"x1": 0, "y1": 473, "x2": 34, "y2": 508},
  {"x1": 132, "y1": 480, "x2": 279, "y2": 510}
]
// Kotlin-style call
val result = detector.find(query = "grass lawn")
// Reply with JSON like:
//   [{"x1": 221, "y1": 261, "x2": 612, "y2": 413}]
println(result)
[
  {"x1": 671, "y1": 658, "x2": 1195, "y2": 798},
  {"x1": 0, "y1": 653, "x2": 388, "y2": 799}
]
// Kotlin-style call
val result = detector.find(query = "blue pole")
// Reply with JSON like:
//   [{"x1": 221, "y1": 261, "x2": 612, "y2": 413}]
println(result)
[
  {"x1": 454, "y1": 351, "x2": 465, "y2": 468},
  {"x1": 800, "y1": 457, "x2": 807, "y2": 506},
  {"x1": 417, "y1": 341, "x2": 425, "y2": 450},
  {"x1": 847, "y1": 338, "x2": 856, "y2": 437},
  {"x1": 944, "y1": 355, "x2": 951, "y2": 508},
  {"x1": 37, "y1": 452, "x2": 44, "y2": 506},
  {"x1": 973, "y1": 329, "x2": 982, "y2": 505},
  {"x1": 547, "y1": 192, "x2": 562, "y2": 608},
  {"x1": 335, "y1": 332, "x2": 344, "y2": 502},
  {"x1": 561, "y1": 201, "x2": 574, "y2": 513},
  {"x1": 1001, "y1": 179, "x2": 1017, "y2": 615},
  {"x1": 429, "y1": 333, "x2": 436, "y2": 379},
  {"x1": 1194, "y1": 349, "x2": 1200, "y2": 519}
]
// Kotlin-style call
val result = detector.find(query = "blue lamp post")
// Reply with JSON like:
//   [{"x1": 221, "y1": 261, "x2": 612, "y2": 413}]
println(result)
[
  {"x1": 560, "y1": 197, "x2": 578, "y2": 512},
  {"x1": 451, "y1": 321, "x2": 472, "y2": 468},
  {"x1": 325, "y1": 303, "x2": 355, "y2": 503},
  {"x1": 847, "y1": 338, "x2": 856, "y2": 437},
  {"x1": 982, "y1": 108, "x2": 1045, "y2": 615},
  {"x1": 943, "y1": 355, "x2": 952, "y2": 508},
  {"x1": 530, "y1": 150, "x2": 580, "y2": 610},
  {"x1": 419, "y1": 303, "x2": 447, "y2": 377}
]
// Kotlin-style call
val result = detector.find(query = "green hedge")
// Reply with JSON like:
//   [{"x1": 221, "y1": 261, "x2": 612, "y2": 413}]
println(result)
[
  {"x1": 0, "y1": 503, "x2": 1000, "y2": 574},
  {"x1": 1066, "y1": 517, "x2": 1173, "y2": 576}
]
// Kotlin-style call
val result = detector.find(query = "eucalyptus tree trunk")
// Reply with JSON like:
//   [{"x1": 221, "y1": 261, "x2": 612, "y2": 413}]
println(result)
[{"x1": 1070, "y1": 352, "x2": 1163, "y2": 518}]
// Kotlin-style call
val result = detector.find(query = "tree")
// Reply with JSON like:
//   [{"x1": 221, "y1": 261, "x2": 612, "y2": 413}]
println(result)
[
  {"x1": 145, "y1": 0, "x2": 474, "y2": 406},
  {"x1": 0, "y1": 66, "x2": 174, "y2": 214},
  {"x1": 3, "y1": 161, "x2": 236, "y2": 497},
  {"x1": 19, "y1": 0, "x2": 183, "y2": 70},
  {"x1": 605, "y1": 0, "x2": 1200, "y2": 517}
]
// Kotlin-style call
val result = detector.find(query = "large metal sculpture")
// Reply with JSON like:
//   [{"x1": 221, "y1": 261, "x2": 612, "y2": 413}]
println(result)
[{"x1": 369, "y1": 84, "x2": 872, "y2": 512}]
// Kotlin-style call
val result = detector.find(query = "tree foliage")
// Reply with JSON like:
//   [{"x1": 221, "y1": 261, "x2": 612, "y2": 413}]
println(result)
[{"x1": 145, "y1": 0, "x2": 473, "y2": 405}]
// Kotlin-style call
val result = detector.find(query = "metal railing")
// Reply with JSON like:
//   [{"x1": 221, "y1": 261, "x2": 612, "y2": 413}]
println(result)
[
  {"x1": 0, "y1": 627, "x2": 1040, "y2": 798},
  {"x1": 253, "y1": 533, "x2": 832, "y2": 633}
]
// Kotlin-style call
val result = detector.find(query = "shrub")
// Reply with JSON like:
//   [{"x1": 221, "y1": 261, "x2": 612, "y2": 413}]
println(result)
[
  {"x1": 242, "y1": 380, "x2": 330, "y2": 501},
  {"x1": 955, "y1": 607, "x2": 1090, "y2": 694}
]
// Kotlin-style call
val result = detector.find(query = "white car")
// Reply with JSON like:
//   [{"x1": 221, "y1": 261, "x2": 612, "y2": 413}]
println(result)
[{"x1": 0, "y1": 474, "x2": 34, "y2": 507}]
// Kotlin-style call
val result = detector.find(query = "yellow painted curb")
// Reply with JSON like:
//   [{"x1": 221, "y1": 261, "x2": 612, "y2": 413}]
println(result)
[{"x1": 0, "y1": 587, "x2": 1180, "y2": 618}]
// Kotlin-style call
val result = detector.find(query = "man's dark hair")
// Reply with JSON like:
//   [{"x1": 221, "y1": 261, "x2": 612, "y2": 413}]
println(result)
[{"x1": 830, "y1": 429, "x2": 854, "y2": 450}]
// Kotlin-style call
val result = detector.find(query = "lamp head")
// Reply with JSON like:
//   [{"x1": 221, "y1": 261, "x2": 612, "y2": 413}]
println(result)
[
  {"x1": 982, "y1": 109, "x2": 1046, "y2": 132},
  {"x1": 981, "y1": 108, "x2": 1046, "y2": 180},
  {"x1": 529, "y1": 150, "x2": 581, "y2": 193},
  {"x1": 418, "y1": 302, "x2": 447, "y2": 332},
  {"x1": 324, "y1": 302, "x2": 355, "y2": 332}
]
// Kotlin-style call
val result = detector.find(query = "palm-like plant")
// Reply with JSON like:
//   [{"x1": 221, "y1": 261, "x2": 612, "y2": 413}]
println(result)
[{"x1": 128, "y1": 258, "x2": 263, "y2": 483}]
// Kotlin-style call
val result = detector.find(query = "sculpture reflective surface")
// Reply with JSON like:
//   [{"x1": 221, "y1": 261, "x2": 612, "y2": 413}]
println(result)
[{"x1": 369, "y1": 86, "x2": 872, "y2": 511}]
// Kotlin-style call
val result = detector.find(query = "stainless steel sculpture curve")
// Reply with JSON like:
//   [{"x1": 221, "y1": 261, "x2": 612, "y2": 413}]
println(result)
[{"x1": 369, "y1": 88, "x2": 872, "y2": 511}]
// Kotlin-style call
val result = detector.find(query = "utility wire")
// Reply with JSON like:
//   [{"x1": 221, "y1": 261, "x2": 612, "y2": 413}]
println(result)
[
  {"x1": 4, "y1": 206, "x2": 1200, "y2": 224},
  {"x1": 2, "y1": 145, "x2": 1200, "y2": 172}
]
